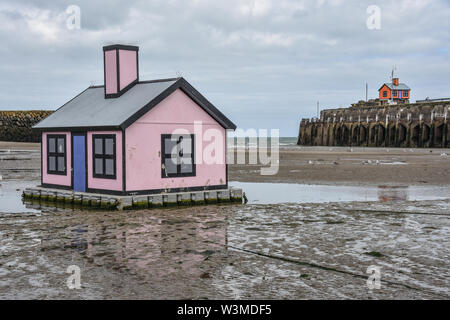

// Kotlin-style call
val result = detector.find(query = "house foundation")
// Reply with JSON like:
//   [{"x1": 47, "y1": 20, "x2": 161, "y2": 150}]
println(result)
[{"x1": 23, "y1": 186, "x2": 243, "y2": 210}]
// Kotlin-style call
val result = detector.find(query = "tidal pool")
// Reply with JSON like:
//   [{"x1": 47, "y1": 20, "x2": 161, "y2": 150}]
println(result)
[
  {"x1": 229, "y1": 181, "x2": 450, "y2": 204},
  {"x1": 2, "y1": 180, "x2": 450, "y2": 214},
  {"x1": 0, "y1": 180, "x2": 40, "y2": 213}
]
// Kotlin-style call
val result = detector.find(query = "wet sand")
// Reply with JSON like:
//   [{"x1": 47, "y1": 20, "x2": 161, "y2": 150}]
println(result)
[
  {"x1": 1, "y1": 141, "x2": 450, "y2": 185},
  {"x1": 0, "y1": 142, "x2": 449, "y2": 299},
  {"x1": 1, "y1": 193, "x2": 449, "y2": 299},
  {"x1": 230, "y1": 146, "x2": 450, "y2": 186}
]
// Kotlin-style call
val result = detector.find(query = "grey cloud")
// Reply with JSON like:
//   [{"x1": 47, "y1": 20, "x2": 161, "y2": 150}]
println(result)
[{"x1": 0, "y1": 0, "x2": 449, "y2": 136}]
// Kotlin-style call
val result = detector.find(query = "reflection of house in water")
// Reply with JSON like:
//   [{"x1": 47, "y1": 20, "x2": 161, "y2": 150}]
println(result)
[
  {"x1": 377, "y1": 186, "x2": 408, "y2": 202},
  {"x1": 71, "y1": 224, "x2": 89, "y2": 252},
  {"x1": 68, "y1": 211, "x2": 228, "y2": 280}
]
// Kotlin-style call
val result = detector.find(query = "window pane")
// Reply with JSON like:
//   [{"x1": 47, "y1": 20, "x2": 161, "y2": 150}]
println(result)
[
  {"x1": 95, "y1": 158, "x2": 103, "y2": 175},
  {"x1": 164, "y1": 137, "x2": 177, "y2": 156},
  {"x1": 180, "y1": 136, "x2": 191, "y2": 153},
  {"x1": 57, "y1": 138, "x2": 65, "y2": 154},
  {"x1": 180, "y1": 156, "x2": 192, "y2": 173},
  {"x1": 48, "y1": 138, "x2": 56, "y2": 153},
  {"x1": 57, "y1": 156, "x2": 65, "y2": 172},
  {"x1": 48, "y1": 156, "x2": 56, "y2": 171},
  {"x1": 181, "y1": 156, "x2": 192, "y2": 164},
  {"x1": 105, "y1": 159, "x2": 114, "y2": 175},
  {"x1": 165, "y1": 158, "x2": 177, "y2": 174},
  {"x1": 105, "y1": 138, "x2": 114, "y2": 155},
  {"x1": 180, "y1": 163, "x2": 192, "y2": 173},
  {"x1": 95, "y1": 138, "x2": 103, "y2": 155}
]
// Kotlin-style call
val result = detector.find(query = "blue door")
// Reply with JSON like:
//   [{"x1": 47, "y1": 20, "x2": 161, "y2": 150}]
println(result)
[{"x1": 73, "y1": 134, "x2": 86, "y2": 192}]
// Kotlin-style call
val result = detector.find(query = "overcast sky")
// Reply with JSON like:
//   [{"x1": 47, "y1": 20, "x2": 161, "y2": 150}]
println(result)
[{"x1": 1, "y1": 0, "x2": 449, "y2": 136}]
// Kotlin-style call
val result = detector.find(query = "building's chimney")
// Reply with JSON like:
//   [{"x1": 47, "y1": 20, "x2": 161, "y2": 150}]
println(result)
[
  {"x1": 393, "y1": 78, "x2": 399, "y2": 86},
  {"x1": 103, "y1": 44, "x2": 139, "y2": 98}
]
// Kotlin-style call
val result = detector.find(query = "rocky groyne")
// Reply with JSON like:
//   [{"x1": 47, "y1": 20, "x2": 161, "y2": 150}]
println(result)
[{"x1": 0, "y1": 111, "x2": 53, "y2": 142}]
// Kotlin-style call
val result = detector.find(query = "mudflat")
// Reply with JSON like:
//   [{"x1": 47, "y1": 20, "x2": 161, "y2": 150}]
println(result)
[
  {"x1": 229, "y1": 146, "x2": 450, "y2": 186},
  {"x1": 2, "y1": 141, "x2": 449, "y2": 186},
  {"x1": 0, "y1": 141, "x2": 40, "y2": 150},
  {"x1": 0, "y1": 141, "x2": 449, "y2": 299}
]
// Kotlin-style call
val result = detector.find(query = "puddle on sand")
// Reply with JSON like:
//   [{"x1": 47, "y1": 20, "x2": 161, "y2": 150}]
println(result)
[
  {"x1": 230, "y1": 181, "x2": 450, "y2": 204},
  {"x1": 1, "y1": 179, "x2": 450, "y2": 213},
  {"x1": 0, "y1": 180, "x2": 40, "y2": 213}
]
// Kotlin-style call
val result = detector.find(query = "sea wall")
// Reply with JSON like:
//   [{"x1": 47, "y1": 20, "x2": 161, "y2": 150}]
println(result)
[
  {"x1": 298, "y1": 102, "x2": 449, "y2": 148},
  {"x1": 0, "y1": 111, "x2": 53, "y2": 142}
]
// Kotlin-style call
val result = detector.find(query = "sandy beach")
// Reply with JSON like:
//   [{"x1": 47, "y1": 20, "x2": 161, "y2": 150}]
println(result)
[
  {"x1": 2, "y1": 141, "x2": 450, "y2": 186},
  {"x1": 230, "y1": 146, "x2": 450, "y2": 186}
]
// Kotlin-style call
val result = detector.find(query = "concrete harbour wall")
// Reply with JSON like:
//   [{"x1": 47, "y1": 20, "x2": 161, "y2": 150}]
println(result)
[{"x1": 298, "y1": 102, "x2": 449, "y2": 148}]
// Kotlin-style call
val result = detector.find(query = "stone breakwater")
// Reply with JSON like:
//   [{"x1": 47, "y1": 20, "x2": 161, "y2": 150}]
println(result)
[
  {"x1": 298, "y1": 101, "x2": 450, "y2": 148},
  {"x1": 0, "y1": 111, "x2": 53, "y2": 142}
]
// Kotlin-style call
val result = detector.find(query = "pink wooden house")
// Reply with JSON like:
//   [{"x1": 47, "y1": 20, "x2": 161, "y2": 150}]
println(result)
[{"x1": 34, "y1": 44, "x2": 236, "y2": 195}]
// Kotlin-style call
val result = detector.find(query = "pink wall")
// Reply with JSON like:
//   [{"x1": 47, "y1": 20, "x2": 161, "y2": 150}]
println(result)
[
  {"x1": 125, "y1": 89, "x2": 227, "y2": 192},
  {"x1": 118, "y1": 49, "x2": 137, "y2": 90},
  {"x1": 104, "y1": 50, "x2": 117, "y2": 94},
  {"x1": 42, "y1": 131, "x2": 71, "y2": 187},
  {"x1": 87, "y1": 131, "x2": 123, "y2": 191}
]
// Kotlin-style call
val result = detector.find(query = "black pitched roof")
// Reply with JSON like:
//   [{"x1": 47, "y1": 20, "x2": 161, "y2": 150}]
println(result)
[{"x1": 34, "y1": 77, "x2": 236, "y2": 131}]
